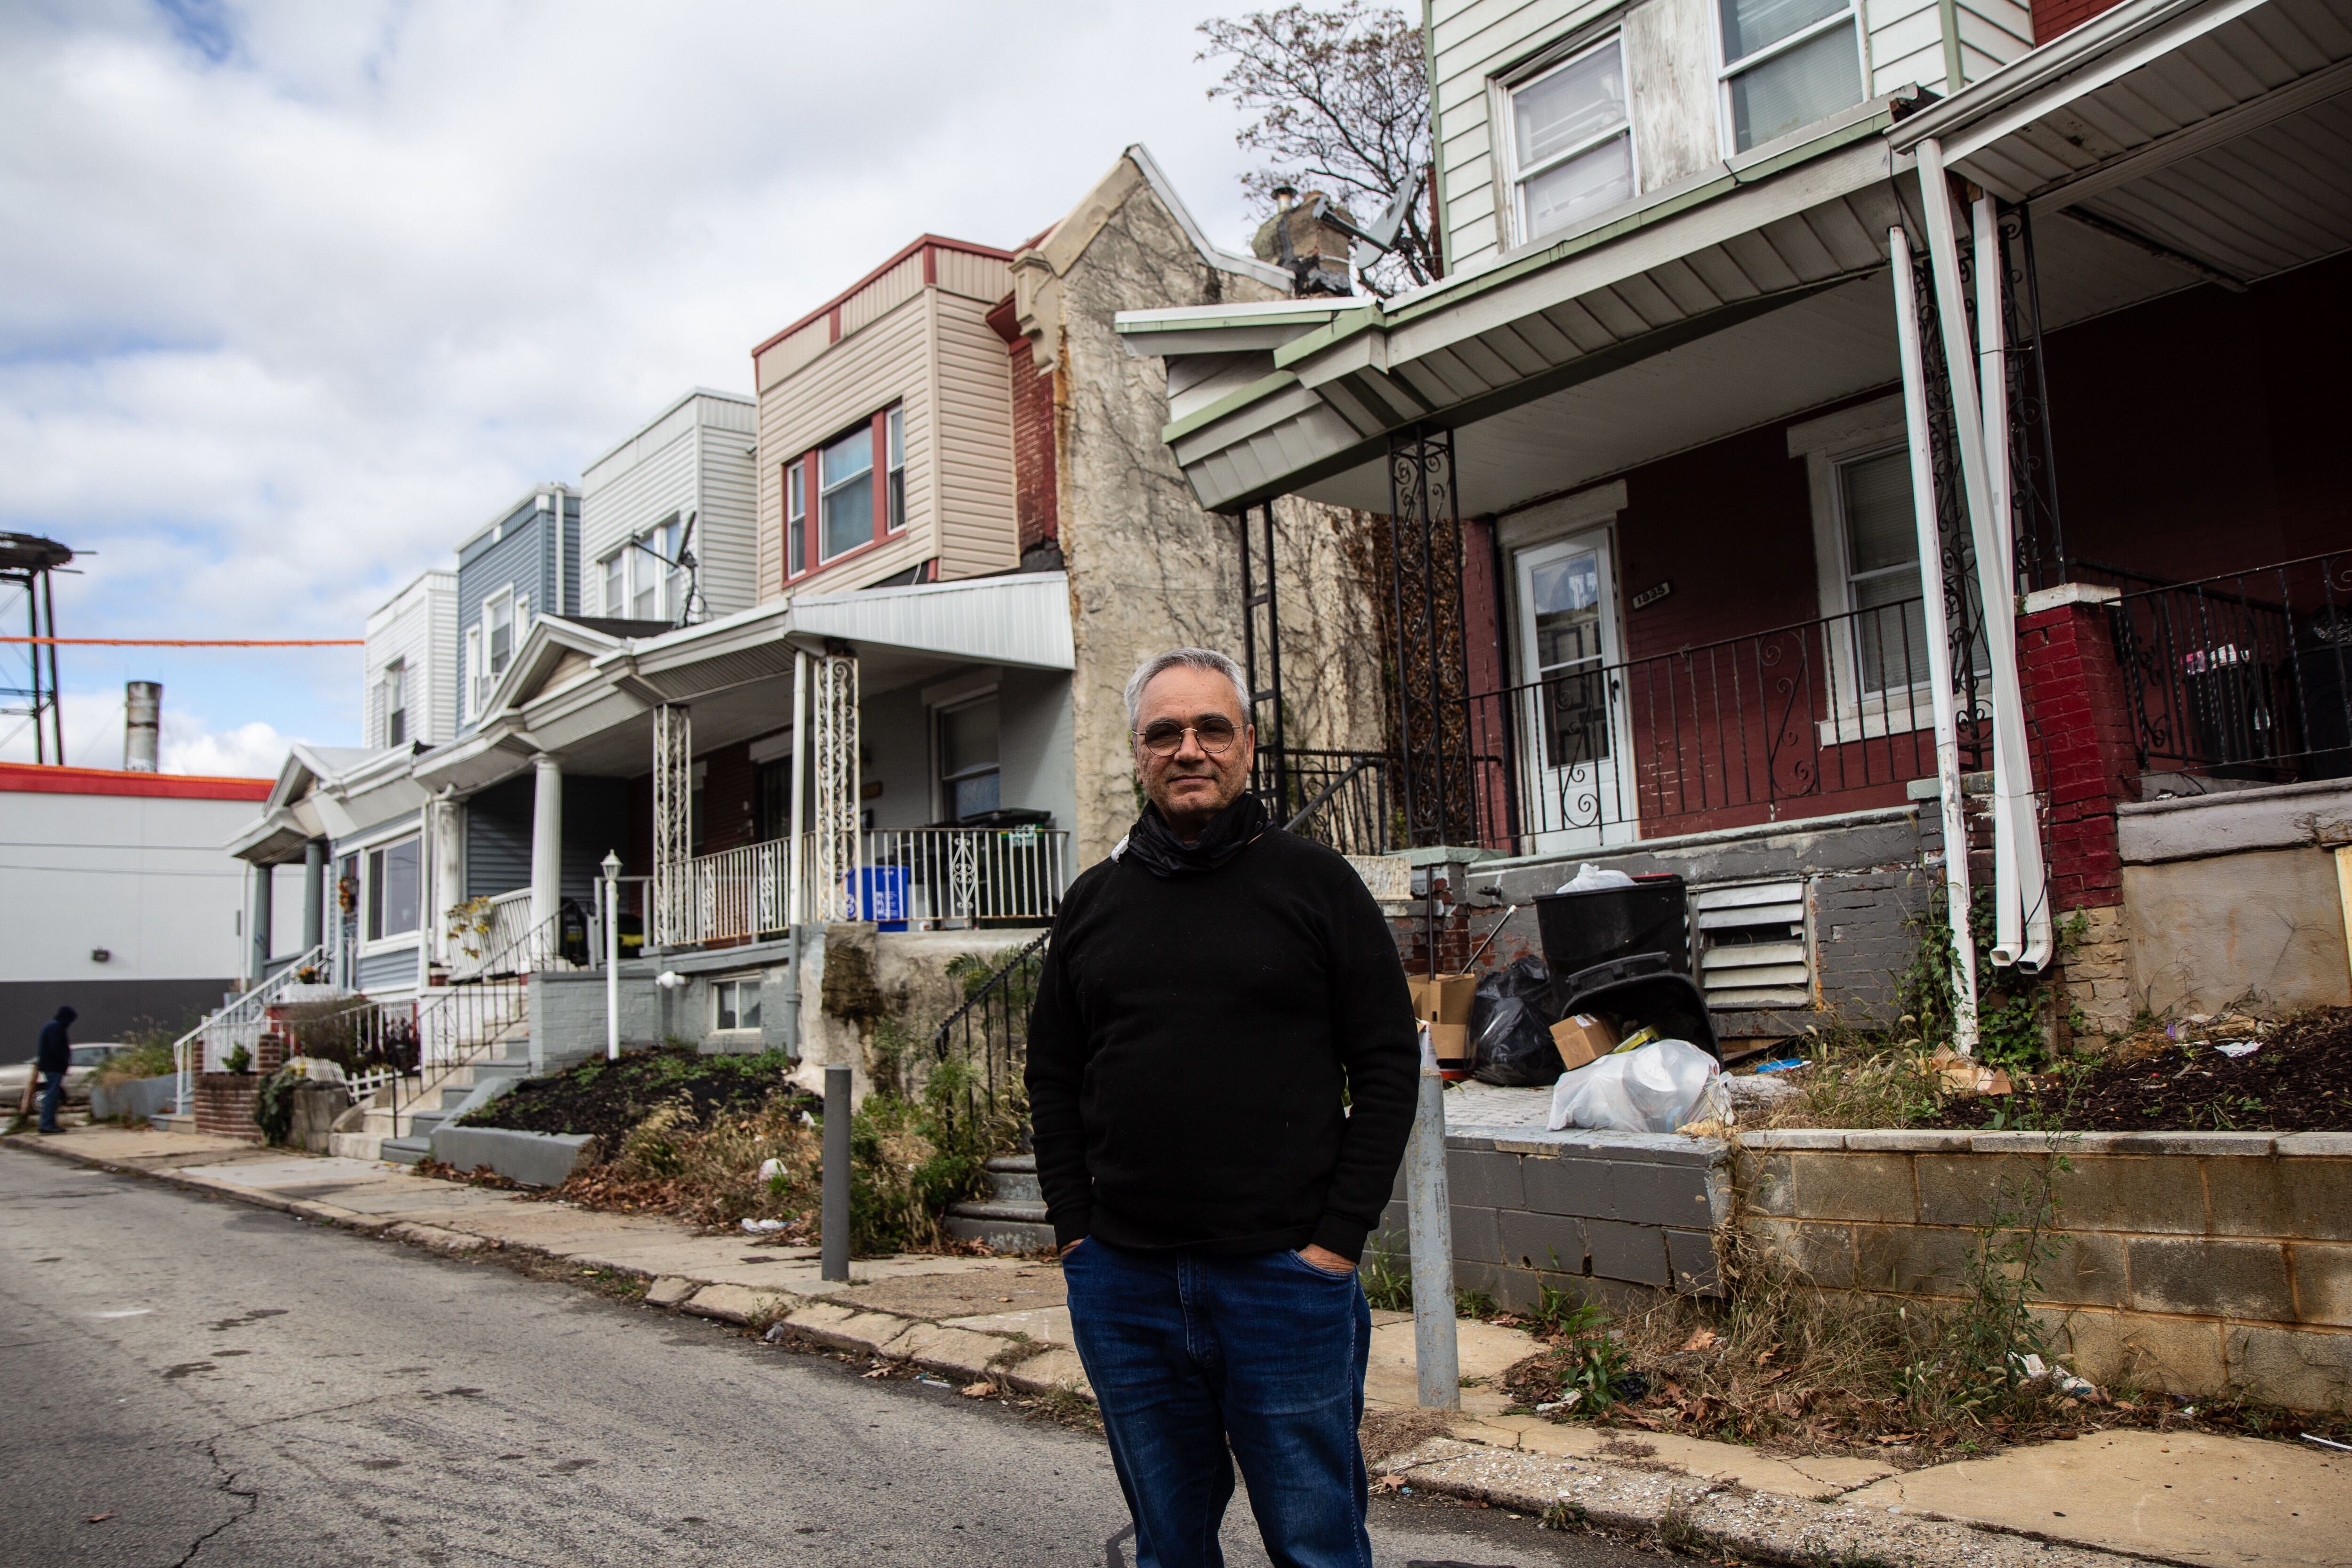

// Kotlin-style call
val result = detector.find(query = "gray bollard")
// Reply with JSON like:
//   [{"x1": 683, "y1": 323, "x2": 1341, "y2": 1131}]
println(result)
[
  {"x1": 822, "y1": 1064, "x2": 852, "y2": 1283},
  {"x1": 1405, "y1": 1031, "x2": 1459, "y2": 1409}
]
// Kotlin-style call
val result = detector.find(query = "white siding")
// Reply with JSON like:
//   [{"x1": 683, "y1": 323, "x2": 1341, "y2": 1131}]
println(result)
[
  {"x1": 580, "y1": 392, "x2": 760, "y2": 620},
  {"x1": 0, "y1": 789, "x2": 258, "y2": 985},
  {"x1": 361, "y1": 571, "x2": 456, "y2": 748}
]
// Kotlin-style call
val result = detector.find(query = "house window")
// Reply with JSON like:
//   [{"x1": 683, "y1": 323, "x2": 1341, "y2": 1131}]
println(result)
[
  {"x1": 486, "y1": 590, "x2": 515, "y2": 677},
  {"x1": 463, "y1": 627, "x2": 482, "y2": 719},
  {"x1": 713, "y1": 976, "x2": 762, "y2": 1033},
  {"x1": 1836, "y1": 448, "x2": 1931, "y2": 695},
  {"x1": 1718, "y1": 0, "x2": 1864, "y2": 153},
  {"x1": 602, "y1": 550, "x2": 625, "y2": 616},
  {"x1": 787, "y1": 463, "x2": 806, "y2": 577},
  {"x1": 1507, "y1": 38, "x2": 1633, "y2": 244},
  {"x1": 382, "y1": 661, "x2": 407, "y2": 748},
  {"x1": 939, "y1": 699, "x2": 1000, "y2": 822},
  {"x1": 365, "y1": 836, "x2": 420, "y2": 941},
  {"x1": 886, "y1": 405, "x2": 906, "y2": 532},
  {"x1": 820, "y1": 424, "x2": 875, "y2": 561}
]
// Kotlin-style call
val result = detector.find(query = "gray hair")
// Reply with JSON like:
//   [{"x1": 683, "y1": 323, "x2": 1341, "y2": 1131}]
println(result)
[{"x1": 1123, "y1": 647, "x2": 1251, "y2": 730}]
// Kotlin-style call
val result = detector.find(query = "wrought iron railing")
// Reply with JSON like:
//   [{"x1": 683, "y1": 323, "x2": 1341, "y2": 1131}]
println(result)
[
  {"x1": 1459, "y1": 598, "x2": 1976, "y2": 853},
  {"x1": 2108, "y1": 549, "x2": 2352, "y2": 782},
  {"x1": 341, "y1": 912, "x2": 565, "y2": 1138},
  {"x1": 661, "y1": 828, "x2": 1073, "y2": 944},
  {"x1": 171, "y1": 942, "x2": 328, "y2": 1114},
  {"x1": 1280, "y1": 751, "x2": 1395, "y2": 855},
  {"x1": 929, "y1": 931, "x2": 1048, "y2": 1143}
]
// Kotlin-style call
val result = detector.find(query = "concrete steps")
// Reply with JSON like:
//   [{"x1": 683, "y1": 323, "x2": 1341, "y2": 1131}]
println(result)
[
  {"x1": 377, "y1": 1037, "x2": 535, "y2": 1166},
  {"x1": 944, "y1": 1156, "x2": 1055, "y2": 1253}
]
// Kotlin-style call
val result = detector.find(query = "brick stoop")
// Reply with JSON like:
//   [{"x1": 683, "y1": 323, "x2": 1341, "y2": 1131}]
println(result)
[{"x1": 192, "y1": 1073, "x2": 263, "y2": 1141}]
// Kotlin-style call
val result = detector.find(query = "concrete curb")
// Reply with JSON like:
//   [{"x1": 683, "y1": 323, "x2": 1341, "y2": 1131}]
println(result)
[{"x1": 1383, "y1": 1438, "x2": 2167, "y2": 1568}]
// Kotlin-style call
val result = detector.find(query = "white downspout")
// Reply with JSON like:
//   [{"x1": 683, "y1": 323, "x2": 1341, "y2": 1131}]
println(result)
[
  {"x1": 1913, "y1": 138, "x2": 2050, "y2": 972},
  {"x1": 1891, "y1": 226, "x2": 1980, "y2": 1053},
  {"x1": 788, "y1": 648, "x2": 809, "y2": 928},
  {"x1": 1973, "y1": 193, "x2": 2053, "y2": 969}
]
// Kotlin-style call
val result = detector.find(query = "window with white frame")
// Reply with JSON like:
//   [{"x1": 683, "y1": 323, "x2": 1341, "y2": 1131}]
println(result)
[
  {"x1": 365, "y1": 836, "x2": 420, "y2": 941},
  {"x1": 885, "y1": 405, "x2": 905, "y2": 532},
  {"x1": 601, "y1": 549, "x2": 625, "y2": 616},
  {"x1": 1836, "y1": 448, "x2": 1933, "y2": 695},
  {"x1": 1506, "y1": 37, "x2": 1634, "y2": 245},
  {"x1": 938, "y1": 697, "x2": 1000, "y2": 822},
  {"x1": 381, "y1": 660, "x2": 407, "y2": 748},
  {"x1": 712, "y1": 976, "x2": 762, "y2": 1033},
  {"x1": 1717, "y1": 0, "x2": 1865, "y2": 153},
  {"x1": 463, "y1": 626, "x2": 482, "y2": 719},
  {"x1": 475, "y1": 589, "x2": 523, "y2": 712},
  {"x1": 786, "y1": 463, "x2": 806, "y2": 573},
  {"x1": 629, "y1": 516, "x2": 684, "y2": 621}
]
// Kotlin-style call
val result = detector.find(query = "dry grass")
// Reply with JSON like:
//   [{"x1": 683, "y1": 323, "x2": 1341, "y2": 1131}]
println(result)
[{"x1": 553, "y1": 1099, "x2": 822, "y2": 1232}]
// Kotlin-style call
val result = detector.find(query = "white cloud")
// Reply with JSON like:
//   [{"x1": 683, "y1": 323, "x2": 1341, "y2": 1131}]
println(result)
[
  {"x1": 0, "y1": 0, "x2": 1270, "y2": 740},
  {"x1": 0, "y1": 681, "x2": 294, "y2": 778}
]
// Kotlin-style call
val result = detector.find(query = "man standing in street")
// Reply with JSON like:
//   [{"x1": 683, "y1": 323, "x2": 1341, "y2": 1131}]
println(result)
[
  {"x1": 1027, "y1": 648, "x2": 1418, "y2": 1568},
  {"x1": 35, "y1": 1005, "x2": 76, "y2": 1134}
]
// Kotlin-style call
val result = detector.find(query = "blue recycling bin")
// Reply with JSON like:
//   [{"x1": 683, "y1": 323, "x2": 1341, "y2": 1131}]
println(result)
[{"x1": 850, "y1": 866, "x2": 908, "y2": 931}]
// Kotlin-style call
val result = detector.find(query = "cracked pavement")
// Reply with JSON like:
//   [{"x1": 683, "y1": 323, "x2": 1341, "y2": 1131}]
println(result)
[{"x1": 1, "y1": 1145, "x2": 1653, "y2": 1566}]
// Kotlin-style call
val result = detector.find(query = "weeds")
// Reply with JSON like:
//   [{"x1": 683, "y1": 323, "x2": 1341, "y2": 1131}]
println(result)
[
  {"x1": 848, "y1": 1019, "x2": 1025, "y2": 1254},
  {"x1": 1360, "y1": 1245, "x2": 1413, "y2": 1312}
]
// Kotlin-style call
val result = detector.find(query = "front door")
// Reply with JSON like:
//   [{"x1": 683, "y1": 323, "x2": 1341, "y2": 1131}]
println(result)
[{"x1": 1514, "y1": 529, "x2": 1635, "y2": 852}]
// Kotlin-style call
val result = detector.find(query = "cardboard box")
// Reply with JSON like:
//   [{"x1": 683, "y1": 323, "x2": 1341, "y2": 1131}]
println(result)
[
  {"x1": 1549, "y1": 1013, "x2": 1618, "y2": 1071},
  {"x1": 1409, "y1": 973, "x2": 1480, "y2": 1074}
]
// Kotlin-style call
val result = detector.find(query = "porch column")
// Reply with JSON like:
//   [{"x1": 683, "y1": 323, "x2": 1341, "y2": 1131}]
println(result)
[
  {"x1": 429, "y1": 793, "x2": 465, "y2": 965},
  {"x1": 531, "y1": 754, "x2": 564, "y2": 944},
  {"x1": 250, "y1": 862, "x2": 274, "y2": 985},
  {"x1": 301, "y1": 838, "x2": 327, "y2": 955}
]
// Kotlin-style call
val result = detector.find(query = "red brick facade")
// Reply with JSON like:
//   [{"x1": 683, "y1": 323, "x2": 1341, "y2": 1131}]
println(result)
[
  {"x1": 987, "y1": 296, "x2": 1060, "y2": 559},
  {"x1": 193, "y1": 1074, "x2": 261, "y2": 1140},
  {"x1": 2031, "y1": 0, "x2": 2123, "y2": 42},
  {"x1": 2015, "y1": 595, "x2": 2139, "y2": 910}
]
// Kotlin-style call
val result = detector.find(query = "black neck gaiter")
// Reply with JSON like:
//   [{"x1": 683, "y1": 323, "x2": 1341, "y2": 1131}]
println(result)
[{"x1": 1123, "y1": 793, "x2": 1270, "y2": 879}]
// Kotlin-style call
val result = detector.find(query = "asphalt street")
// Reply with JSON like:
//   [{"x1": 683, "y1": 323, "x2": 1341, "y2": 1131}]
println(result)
[{"x1": 0, "y1": 1146, "x2": 1659, "y2": 1568}]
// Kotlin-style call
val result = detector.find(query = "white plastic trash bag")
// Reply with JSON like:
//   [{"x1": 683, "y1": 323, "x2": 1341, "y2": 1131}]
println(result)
[
  {"x1": 1547, "y1": 1038, "x2": 1719, "y2": 1134},
  {"x1": 1555, "y1": 861, "x2": 1636, "y2": 894}
]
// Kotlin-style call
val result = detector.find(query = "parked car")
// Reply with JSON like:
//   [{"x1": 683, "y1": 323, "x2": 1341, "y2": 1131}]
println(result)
[{"x1": 0, "y1": 1043, "x2": 134, "y2": 1108}]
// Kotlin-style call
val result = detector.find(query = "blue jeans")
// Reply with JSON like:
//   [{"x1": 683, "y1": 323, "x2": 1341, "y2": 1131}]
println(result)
[
  {"x1": 1063, "y1": 1239, "x2": 1372, "y2": 1568},
  {"x1": 38, "y1": 1069, "x2": 65, "y2": 1132}
]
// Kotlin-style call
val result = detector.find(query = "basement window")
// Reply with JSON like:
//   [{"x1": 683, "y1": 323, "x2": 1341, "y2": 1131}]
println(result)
[
  {"x1": 713, "y1": 976, "x2": 762, "y2": 1033},
  {"x1": 1692, "y1": 879, "x2": 1810, "y2": 1008}
]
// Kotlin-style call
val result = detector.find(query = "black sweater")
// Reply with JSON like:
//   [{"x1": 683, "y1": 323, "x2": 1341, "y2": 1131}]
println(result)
[{"x1": 1024, "y1": 828, "x2": 1419, "y2": 1262}]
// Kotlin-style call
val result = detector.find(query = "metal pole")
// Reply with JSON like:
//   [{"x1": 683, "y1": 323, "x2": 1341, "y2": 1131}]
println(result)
[
  {"x1": 1891, "y1": 226, "x2": 1981, "y2": 1054},
  {"x1": 1405, "y1": 1026, "x2": 1458, "y2": 1409},
  {"x1": 601, "y1": 852, "x2": 621, "y2": 1061},
  {"x1": 822, "y1": 1063, "x2": 852, "y2": 1283}
]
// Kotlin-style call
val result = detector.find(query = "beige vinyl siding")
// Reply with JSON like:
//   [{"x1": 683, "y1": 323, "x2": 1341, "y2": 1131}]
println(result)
[
  {"x1": 928, "y1": 288, "x2": 1018, "y2": 580},
  {"x1": 756, "y1": 291, "x2": 937, "y2": 599},
  {"x1": 756, "y1": 321, "x2": 829, "y2": 393},
  {"x1": 843, "y1": 254, "x2": 924, "y2": 335},
  {"x1": 934, "y1": 248, "x2": 1011, "y2": 303},
  {"x1": 694, "y1": 419, "x2": 760, "y2": 617},
  {"x1": 1867, "y1": 0, "x2": 2030, "y2": 94}
]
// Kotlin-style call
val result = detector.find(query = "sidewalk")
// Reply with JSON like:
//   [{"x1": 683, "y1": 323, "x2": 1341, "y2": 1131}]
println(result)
[{"x1": 11, "y1": 1121, "x2": 2344, "y2": 1568}]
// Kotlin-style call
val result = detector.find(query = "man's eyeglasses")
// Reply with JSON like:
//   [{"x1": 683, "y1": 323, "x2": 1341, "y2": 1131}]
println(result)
[{"x1": 1133, "y1": 718, "x2": 1241, "y2": 758}]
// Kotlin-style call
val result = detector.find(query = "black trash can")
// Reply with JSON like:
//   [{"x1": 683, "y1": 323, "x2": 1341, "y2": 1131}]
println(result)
[
  {"x1": 1532, "y1": 873, "x2": 1692, "y2": 978},
  {"x1": 1555, "y1": 953, "x2": 1721, "y2": 1062},
  {"x1": 2294, "y1": 611, "x2": 2352, "y2": 781}
]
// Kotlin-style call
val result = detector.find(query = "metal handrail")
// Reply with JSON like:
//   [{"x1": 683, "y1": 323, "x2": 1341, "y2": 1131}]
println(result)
[
  {"x1": 171, "y1": 942, "x2": 327, "y2": 1115},
  {"x1": 929, "y1": 930, "x2": 1050, "y2": 1139}
]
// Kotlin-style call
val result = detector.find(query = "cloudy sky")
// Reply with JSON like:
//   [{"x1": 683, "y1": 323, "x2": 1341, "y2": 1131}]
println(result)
[{"x1": 0, "y1": 0, "x2": 1272, "y2": 775}]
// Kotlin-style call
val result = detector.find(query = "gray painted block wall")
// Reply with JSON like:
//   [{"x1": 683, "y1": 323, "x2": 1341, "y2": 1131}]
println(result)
[{"x1": 1371, "y1": 1129, "x2": 1731, "y2": 1308}]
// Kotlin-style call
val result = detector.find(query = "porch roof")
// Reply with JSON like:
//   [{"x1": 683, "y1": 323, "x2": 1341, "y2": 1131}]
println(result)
[
  {"x1": 411, "y1": 572, "x2": 1073, "y2": 794},
  {"x1": 1122, "y1": 0, "x2": 2344, "y2": 520},
  {"x1": 1890, "y1": 0, "x2": 2352, "y2": 288},
  {"x1": 227, "y1": 742, "x2": 427, "y2": 865}
]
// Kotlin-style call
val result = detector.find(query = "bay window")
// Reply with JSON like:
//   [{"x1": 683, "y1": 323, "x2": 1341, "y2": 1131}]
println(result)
[
  {"x1": 1507, "y1": 37, "x2": 1633, "y2": 244},
  {"x1": 1718, "y1": 0, "x2": 1865, "y2": 153}
]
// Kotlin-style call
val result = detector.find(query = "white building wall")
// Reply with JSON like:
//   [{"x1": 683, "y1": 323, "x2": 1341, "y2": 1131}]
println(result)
[
  {"x1": 580, "y1": 390, "x2": 760, "y2": 622},
  {"x1": 362, "y1": 570, "x2": 457, "y2": 748}
]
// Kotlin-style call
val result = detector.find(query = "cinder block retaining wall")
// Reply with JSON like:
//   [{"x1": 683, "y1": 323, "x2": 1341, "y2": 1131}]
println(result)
[
  {"x1": 1741, "y1": 1128, "x2": 2352, "y2": 1413},
  {"x1": 1373, "y1": 1129, "x2": 1733, "y2": 1307}
]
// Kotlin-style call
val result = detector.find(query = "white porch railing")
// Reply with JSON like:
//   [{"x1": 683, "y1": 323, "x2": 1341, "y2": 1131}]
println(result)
[
  {"x1": 171, "y1": 943, "x2": 328, "y2": 1114},
  {"x1": 660, "y1": 827, "x2": 1071, "y2": 946},
  {"x1": 446, "y1": 888, "x2": 540, "y2": 979}
]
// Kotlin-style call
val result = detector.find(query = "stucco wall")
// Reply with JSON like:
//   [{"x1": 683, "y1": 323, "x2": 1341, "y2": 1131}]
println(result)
[{"x1": 1053, "y1": 177, "x2": 1387, "y2": 864}]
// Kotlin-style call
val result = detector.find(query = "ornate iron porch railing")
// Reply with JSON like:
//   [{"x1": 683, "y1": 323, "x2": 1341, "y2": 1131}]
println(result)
[{"x1": 929, "y1": 931, "x2": 1048, "y2": 1144}]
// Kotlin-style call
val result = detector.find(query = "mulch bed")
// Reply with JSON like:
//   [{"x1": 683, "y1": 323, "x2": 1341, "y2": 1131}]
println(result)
[
  {"x1": 465, "y1": 1046, "x2": 811, "y2": 1145},
  {"x1": 1928, "y1": 1006, "x2": 2352, "y2": 1133}
]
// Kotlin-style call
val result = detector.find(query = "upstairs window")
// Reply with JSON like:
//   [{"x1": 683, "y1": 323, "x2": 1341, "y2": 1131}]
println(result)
[
  {"x1": 601, "y1": 550, "x2": 625, "y2": 616},
  {"x1": 787, "y1": 463, "x2": 806, "y2": 577},
  {"x1": 886, "y1": 405, "x2": 906, "y2": 532},
  {"x1": 820, "y1": 424, "x2": 875, "y2": 562},
  {"x1": 381, "y1": 660, "x2": 407, "y2": 748},
  {"x1": 632, "y1": 517, "x2": 683, "y2": 621},
  {"x1": 1507, "y1": 38, "x2": 1633, "y2": 244},
  {"x1": 486, "y1": 591, "x2": 516, "y2": 678},
  {"x1": 1718, "y1": 0, "x2": 1864, "y2": 153}
]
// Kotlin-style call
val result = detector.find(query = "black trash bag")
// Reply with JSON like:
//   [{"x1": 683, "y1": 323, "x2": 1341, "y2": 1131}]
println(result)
[{"x1": 1468, "y1": 955, "x2": 1566, "y2": 1087}]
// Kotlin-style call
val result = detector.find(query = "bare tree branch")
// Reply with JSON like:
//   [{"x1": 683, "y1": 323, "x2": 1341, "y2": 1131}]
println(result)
[{"x1": 1199, "y1": 2, "x2": 1436, "y2": 291}]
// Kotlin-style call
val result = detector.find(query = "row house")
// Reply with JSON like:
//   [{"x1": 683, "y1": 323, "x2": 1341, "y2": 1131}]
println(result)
[{"x1": 1122, "y1": 0, "x2": 2352, "y2": 1050}]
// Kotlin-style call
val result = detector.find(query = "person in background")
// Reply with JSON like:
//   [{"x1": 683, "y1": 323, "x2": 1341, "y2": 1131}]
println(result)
[
  {"x1": 35, "y1": 1005, "x2": 76, "y2": 1134},
  {"x1": 1026, "y1": 647, "x2": 1418, "y2": 1568}
]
